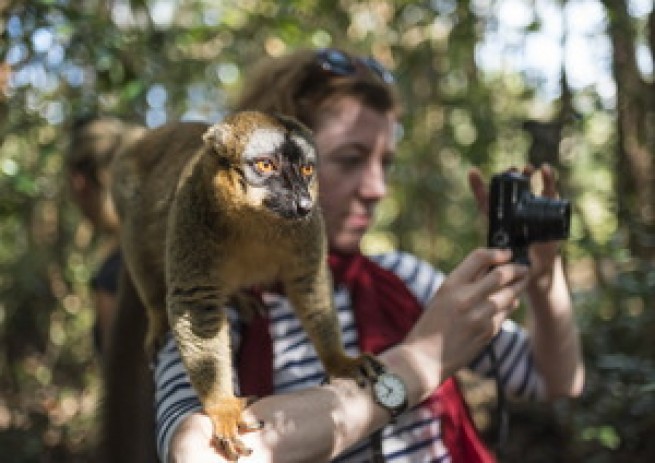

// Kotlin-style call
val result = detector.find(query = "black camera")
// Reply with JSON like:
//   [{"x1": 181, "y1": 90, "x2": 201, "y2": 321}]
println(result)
[{"x1": 487, "y1": 171, "x2": 571, "y2": 265}]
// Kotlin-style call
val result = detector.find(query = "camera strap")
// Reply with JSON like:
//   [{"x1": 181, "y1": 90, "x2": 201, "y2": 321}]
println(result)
[
  {"x1": 369, "y1": 429, "x2": 385, "y2": 462},
  {"x1": 487, "y1": 345, "x2": 509, "y2": 455}
]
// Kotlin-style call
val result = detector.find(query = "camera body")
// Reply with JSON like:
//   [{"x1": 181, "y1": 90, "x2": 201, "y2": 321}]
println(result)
[{"x1": 487, "y1": 171, "x2": 571, "y2": 265}]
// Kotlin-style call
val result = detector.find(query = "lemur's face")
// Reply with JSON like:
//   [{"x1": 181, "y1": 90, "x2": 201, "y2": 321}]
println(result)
[
  {"x1": 204, "y1": 111, "x2": 318, "y2": 220},
  {"x1": 239, "y1": 125, "x2": 317, "y2": 220}
]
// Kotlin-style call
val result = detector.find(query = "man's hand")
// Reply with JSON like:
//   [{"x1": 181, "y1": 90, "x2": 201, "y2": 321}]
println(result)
[
  {"x1": 404, "y1": 248, "x2": 530, "y2": 395},
  {"x1": 468, "y1": 164, "x2": 563, "y2": 284}
]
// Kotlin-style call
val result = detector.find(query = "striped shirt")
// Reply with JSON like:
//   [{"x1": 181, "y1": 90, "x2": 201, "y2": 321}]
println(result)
[{"x1": 153, "y1": 251, "x2": 545, "y2": 462}]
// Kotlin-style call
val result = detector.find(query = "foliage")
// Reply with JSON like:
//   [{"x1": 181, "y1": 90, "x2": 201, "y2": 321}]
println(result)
[{"x1": 0, "y1": 0, "x2": 653, "y2": 461}]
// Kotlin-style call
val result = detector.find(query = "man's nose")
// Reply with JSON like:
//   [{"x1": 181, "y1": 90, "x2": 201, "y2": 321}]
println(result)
[{"x1": 360, "y1": 160, "x2": 387, "y2": 199}]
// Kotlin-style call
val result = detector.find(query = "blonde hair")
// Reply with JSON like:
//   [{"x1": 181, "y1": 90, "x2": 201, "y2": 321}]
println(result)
[{"x1": 232, "y1": 48, "x2": 401, "y2": 130}]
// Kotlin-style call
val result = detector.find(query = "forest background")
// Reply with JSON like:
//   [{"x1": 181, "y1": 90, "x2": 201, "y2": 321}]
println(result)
[{"x1": 1, "y1": 0, "x2": 654, "y2": 461}]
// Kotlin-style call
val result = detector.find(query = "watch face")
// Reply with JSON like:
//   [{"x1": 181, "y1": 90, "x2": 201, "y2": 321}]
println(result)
[{"x1": 374, "y1": 372, "x2": 407, "y2": 409}]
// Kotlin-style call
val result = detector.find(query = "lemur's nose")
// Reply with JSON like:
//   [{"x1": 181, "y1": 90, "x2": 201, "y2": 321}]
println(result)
[{"x1": 296, "y1": 197, "x2": 313, "y2": 217}]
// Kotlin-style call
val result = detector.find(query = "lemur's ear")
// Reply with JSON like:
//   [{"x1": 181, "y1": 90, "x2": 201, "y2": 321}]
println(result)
[{"x1": 203, "y1": 122, "x2": 232, "y2": 151}]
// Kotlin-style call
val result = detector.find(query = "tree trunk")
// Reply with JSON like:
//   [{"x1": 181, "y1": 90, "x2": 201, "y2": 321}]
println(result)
[{"x1": 602, "y1": 0, "x2": 655, "y2": 260}]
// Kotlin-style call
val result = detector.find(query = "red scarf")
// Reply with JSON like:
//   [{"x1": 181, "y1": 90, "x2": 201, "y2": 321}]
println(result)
[{"x1": 237, "y1": 251, "x2": 495, "y2": 463}]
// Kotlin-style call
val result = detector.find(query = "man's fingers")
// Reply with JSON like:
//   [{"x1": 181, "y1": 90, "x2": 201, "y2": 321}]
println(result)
[
  {"x1": 476, "y1": 262, "x2": 529, "y2": 296},
  {"x1": 467, "y1": 167, "x2": 488, "y2": 215},
  {"x1": 449, "y1": 248, "x2": 514, "y2": 282},
  {"x1": 468, "y1": 290, "x2": 522, "y2": 343},
  {"x1": 521, "y1": 163, "x2": 535, "y2": 177},
  {"x1": 487, "y1": 270, "x2": 530, "y2": 314},
  {"x1": 540, "y1": 163, "x2": 559, "y2": 198}
]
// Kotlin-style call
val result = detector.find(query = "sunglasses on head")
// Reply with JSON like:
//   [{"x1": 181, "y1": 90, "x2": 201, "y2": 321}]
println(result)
[{"x1": 315, "y1": 48, "x2": 395, "y2": 84}]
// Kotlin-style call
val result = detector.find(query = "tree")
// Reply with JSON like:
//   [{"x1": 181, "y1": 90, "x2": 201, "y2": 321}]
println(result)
[{"x1": 602, "y1": 0, "x2": 655, "y2": 260}]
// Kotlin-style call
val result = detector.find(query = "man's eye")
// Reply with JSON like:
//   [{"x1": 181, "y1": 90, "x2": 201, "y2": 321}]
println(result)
[
  {"x1": 335, "y1": 155, "x2": 363, "y2": 169},
  {"x1": 301, "y1": 164, "x2": 315, "y2": 177},
  {"x1": 255, "y1": 159, "x2": 277, "y2": 173}
]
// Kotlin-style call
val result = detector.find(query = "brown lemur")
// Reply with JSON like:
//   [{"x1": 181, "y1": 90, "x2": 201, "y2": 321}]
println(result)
[{"x1": 111, "y1": 111, "x2": 381, "y2": 460}]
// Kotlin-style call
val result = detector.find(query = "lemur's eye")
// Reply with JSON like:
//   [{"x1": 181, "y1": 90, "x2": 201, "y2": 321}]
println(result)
[
  {"x1": 301, "y1": 164, "x2": 315, "y2": 177},
  {"x1": 255, "y1": 159, "x2": 277, "y2": 174}
]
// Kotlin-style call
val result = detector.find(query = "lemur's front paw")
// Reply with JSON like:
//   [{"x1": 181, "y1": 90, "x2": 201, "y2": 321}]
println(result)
[
  {"x1": 205, "y1": 396, "x2": 263, "y2": 461},
  {"x1": 325, "y1": 353, "x2": 384, "y2": 388}
]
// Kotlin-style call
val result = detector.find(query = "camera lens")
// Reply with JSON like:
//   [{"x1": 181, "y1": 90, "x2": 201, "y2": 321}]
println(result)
[{"x1": 514, "y1": 196, "x2": 571, "y2": 243}]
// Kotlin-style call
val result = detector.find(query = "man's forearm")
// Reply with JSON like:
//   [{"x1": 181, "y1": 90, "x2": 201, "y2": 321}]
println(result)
[
  {"x1": 527, "y1": 257, "x2": 584, "y2": 398},
  {"x1": 169, "y1": 345, "x2": 432, "y2": 463}
]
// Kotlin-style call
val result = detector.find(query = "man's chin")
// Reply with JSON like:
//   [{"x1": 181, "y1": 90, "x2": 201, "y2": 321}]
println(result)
[{"x1": 330, "y1": 232, "x2": 364, "y2": 254}]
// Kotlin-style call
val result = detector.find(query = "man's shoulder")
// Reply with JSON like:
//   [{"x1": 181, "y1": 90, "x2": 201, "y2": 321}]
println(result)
[
  {"x1": 368, "y1": 250, "x2": 437, "y2": 275},
  {"x1": 368, "y1": 251, "x2": 444, "y2": 305}
]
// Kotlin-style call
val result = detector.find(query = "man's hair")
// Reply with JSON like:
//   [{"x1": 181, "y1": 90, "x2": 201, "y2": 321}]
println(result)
[{"x1": 232, "y1": 48, "x2": 401, "y2": 131}]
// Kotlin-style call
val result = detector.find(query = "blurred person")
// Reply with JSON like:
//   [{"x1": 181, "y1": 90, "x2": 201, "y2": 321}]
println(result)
[
  {"x1": 66, "y1": 116, "x2": 144, "y2": 354},
  {"x1": 67, "y1": 117, "x2": 158, "y2": 463},
  {"x1": 147, "y1": 48, "x2": 583, "y2": 462}
]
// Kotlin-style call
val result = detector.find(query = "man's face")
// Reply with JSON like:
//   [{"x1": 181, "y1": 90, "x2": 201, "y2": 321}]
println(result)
[{"x1": 314, "y1": 96, "x2": 396, "y2": 254}]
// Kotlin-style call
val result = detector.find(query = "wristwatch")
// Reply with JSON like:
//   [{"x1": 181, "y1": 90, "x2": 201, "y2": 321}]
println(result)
[{"x1": 372, "y1": 368, "x2": 408, "y2": 423}]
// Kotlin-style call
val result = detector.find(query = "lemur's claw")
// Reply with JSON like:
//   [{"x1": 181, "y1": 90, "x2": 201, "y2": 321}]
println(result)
[
  {"x1": 325, "y1": 353, "x2": 384, "y2": 388},
  {"x1": 206, "y1": 396, "x2": 260, "y2": 461}
]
